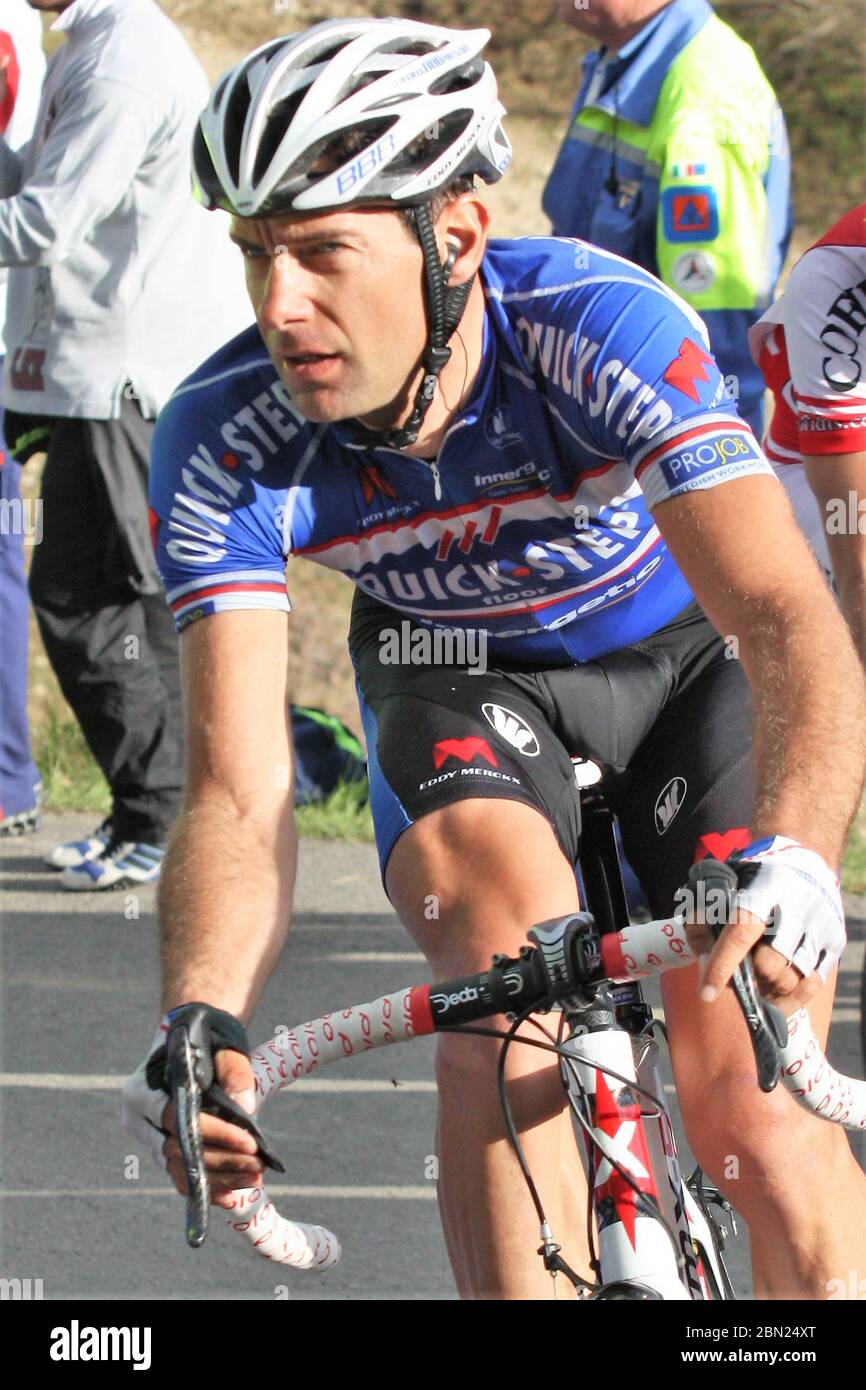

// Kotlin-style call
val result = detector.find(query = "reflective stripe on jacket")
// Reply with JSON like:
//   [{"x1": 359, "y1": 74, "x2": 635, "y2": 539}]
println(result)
[{"x1": 543, "y1": 0, "x2": 792, "y2": 429}]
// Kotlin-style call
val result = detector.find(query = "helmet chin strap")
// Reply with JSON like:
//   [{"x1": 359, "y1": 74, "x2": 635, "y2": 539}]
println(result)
[{"x1": 342, "y1": 201, "x2": 474, "y2": 452}]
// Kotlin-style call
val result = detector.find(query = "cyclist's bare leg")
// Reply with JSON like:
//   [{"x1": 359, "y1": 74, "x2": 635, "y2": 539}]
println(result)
[
  {"x1": 663, "y1": 965, "x2": 866, "y2": 1299},
  {"x1": 386, "y1": 797, "x2": 589, "y2": 1300}
]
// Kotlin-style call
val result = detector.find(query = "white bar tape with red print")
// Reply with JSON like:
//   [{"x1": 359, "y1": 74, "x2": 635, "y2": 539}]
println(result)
[{"x1": 226, "y1": 916, "x2": 865, "y2": 1267}]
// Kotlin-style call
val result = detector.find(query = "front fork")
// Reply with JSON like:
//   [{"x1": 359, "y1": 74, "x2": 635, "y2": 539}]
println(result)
[
  {"x1": 634, "y1": 1030, "x2": 734, "y2": 1299},
  {"x1": 560, "y1": 998, "x2": 734, "y2": 1300},
  {"x1": 560, "y1": 999, "x2": 690, "y2": 1300}
]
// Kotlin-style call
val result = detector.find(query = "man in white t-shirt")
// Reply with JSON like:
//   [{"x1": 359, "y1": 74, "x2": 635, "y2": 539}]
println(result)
[{"x1": 0, "y1": 0, "x2": 251, "y2": 881}]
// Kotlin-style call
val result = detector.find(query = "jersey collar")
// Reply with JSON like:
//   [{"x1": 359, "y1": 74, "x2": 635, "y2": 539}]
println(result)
[{"x1": 579, "y1": 0, "x2": 713, "y2": 127}]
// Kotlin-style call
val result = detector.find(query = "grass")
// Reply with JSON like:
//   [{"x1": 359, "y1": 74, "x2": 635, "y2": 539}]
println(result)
[
  {"x1": 31, "y1": 709, "x2": 374, "y2": 841},
  {"x1": 295, "y1": 778, "x2": 374, "y2": 843},
  {"x1": 32, "y1": 709, "x2": 111, "y2": 815}
]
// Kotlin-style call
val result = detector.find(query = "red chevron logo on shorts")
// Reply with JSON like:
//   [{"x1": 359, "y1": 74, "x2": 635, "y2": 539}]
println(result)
[
  {"x1": 433, "y1": 737, "x2": 498, "y2": 770},
  {"x1": 693, "y1": 827, "x2": 752, "y2": 862},
  {"x1": 663, "y1": 338, "x2": 715, "y2": 402}
]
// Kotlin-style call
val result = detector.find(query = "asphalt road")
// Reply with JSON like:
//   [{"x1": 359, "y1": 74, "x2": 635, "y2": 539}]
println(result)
[{"x1": 1, "y1": 813, "x2": 864, "y2": 1302}]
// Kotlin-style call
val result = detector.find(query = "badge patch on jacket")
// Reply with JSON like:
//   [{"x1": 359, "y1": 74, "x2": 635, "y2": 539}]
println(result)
[{"x1": 662, "y1": 186, "x2": 719, "y2": 242}]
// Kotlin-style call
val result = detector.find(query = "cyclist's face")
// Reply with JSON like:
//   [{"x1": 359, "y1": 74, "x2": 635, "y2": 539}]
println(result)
[{"x1": 231, "y1": 208, "x2": 430, "y2": 427}]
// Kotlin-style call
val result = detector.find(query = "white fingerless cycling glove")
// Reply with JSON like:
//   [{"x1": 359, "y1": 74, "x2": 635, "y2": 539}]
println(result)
[
  {"x1": 731, "y1": 836, "x2": 846, "y2": 982},
  {"x1": 120, "y1": 1015, "x2": 172, "y2": 1172}
]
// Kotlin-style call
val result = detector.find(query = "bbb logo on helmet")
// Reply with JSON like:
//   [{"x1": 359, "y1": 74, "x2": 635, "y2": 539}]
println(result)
[
  {"x1": 482, "y1": 703, "x2": 540, "y2": 757},
  {"x1": 337, "y1": 132, "x2": 398, "y2": 196}
]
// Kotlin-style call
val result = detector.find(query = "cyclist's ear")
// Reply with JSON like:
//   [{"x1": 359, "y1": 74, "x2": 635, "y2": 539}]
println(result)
[{"x1": 436, "y1": 194, "x2": 490, "y2": 282}]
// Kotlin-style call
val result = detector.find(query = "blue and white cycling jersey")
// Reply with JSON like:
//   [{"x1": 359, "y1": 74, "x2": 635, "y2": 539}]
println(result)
[{"x1": 150, "y1": 236, "x2": 773, "y2": 666}]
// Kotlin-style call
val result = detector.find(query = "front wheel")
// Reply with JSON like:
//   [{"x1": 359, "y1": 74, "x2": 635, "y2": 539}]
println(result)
[{"x1": 592, "y1": 1281, "x2": 663, "y2": 1300}]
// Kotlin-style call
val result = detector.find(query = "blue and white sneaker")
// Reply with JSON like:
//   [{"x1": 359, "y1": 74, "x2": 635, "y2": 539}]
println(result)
[
  {"x1": 58, "y1": 838, "x2": 165, "y2": 891},
  {"x1": 1, "y1": 779, "x2": 43, "y2": 837},
  {"x1": 45, "y1": 817, "x2": 113, "y2": 869},
  {"x1": 0, "y1": 804, "x2": 39, "y2": 836}
]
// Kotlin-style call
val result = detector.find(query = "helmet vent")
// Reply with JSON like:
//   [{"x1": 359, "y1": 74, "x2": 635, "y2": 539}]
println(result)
[
  {"x1": 252, "y1": 88, "x2": 308, "y2": 186},
  {"x1": 224, "y1": 74, "x2": 256, "y2": 188},
  {"x1": 429, "y1": 56, "x2": 485, "y2": 97},
  {"x1": 390, "y1": 110, "x2": 472, "y2": 179}
]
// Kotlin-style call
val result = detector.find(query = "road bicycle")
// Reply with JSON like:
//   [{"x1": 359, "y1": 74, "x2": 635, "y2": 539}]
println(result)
[{"x1": 167, "y1": 783, "x2": 866, "y2": 1300}]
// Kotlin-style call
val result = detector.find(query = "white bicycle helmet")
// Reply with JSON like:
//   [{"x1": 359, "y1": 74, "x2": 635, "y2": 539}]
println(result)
[
  {"x1": 192, "y1": 18, "x2": 511, "y2": 217},
  {"x1": 193, "y1": 19, "x2": 511, "y2": 450}
]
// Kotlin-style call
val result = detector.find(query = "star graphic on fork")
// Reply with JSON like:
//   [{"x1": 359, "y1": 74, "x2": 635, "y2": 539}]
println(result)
[{"x1": 591, "y1": 1069, "x2": 656, "y2": 1250}]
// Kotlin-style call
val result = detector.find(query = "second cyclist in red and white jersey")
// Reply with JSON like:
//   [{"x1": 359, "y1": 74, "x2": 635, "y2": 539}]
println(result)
[{"x1": 751, "y1": 204, "x2": 866, "y2": 658}]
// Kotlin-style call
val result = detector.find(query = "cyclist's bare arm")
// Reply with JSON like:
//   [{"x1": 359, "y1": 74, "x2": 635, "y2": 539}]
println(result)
[
  {"x1": 654, "y1": 473, "x2": 866, "y2": 1001},
  {"x1": 160, "y1": 609, "x2": 295, "y2": 1015},
  {"x1": 157, "y1": 609, "x2": 296, "y2": 1202},
  {"x1": 805, "y1": 450, "x2": 866, "y2": 665}
]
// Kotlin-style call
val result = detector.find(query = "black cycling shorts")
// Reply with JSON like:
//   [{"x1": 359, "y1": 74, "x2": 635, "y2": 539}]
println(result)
[{"x1": 349, "y1": 589, "x2": 755, "y2": 915}]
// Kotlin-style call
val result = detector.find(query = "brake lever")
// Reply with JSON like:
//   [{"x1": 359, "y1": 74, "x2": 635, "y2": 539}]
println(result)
[
  {"x1": 686, "y1": 859, "x2": 786, "y2": 1093},
  {"x1": 729, "y1": 952, "x2": 787, "y2": 1093},
  {"x1": 165, "y1": 1023, "x2": 210, "y2": 1248},
  {"x1": 200, "y1": 1085, "x2": 285, "y2": 1173},
  {"x1": 164, "y1": 1007, "x2": 286, "y2": 1251}
]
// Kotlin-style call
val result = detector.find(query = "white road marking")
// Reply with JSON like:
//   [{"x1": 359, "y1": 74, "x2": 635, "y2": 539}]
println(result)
[
  {"x1": 0, "y1": 1185, "x2": 436, "y2": 1200},
  {"x1": 0, "y1": 1074, "x2": 436, "y2": 1092},
  {"x1": 324, "y1": 951, "x2": 424, "y2": 963}
]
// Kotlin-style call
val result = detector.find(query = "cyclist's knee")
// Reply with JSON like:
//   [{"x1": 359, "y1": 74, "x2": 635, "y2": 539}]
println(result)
[
  {"x1": 389, "y1": 798, "x2": 558, "y2": 893},
  {"x1": 435, "y1": 1032, "x2": 566, "y2": 1126},
  {"x1": 386, "y1": 799, "x2": 578, "y2": 974},
  {"x1": 681, "y1": 1086, "x2": 783, "y2": 1178},
  {"x1": 679, "y1": 1084, "x2": 845, "y2": 1215}
]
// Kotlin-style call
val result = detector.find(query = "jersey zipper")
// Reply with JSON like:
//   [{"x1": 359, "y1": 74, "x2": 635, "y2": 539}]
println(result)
[{"x1": 428, "y1": 457, "x2": 443, "y2": 501}]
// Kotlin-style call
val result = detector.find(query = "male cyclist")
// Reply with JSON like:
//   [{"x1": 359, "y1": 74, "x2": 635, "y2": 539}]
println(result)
[{"x1": 123, "y1": 21, "x2": 866, "y2": 1299}]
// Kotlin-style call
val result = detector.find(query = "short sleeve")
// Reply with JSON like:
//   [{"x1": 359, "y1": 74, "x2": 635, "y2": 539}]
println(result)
[
  {"x1": 780, "y1": 246, "x2": 866, "y2": 457},
  {"x1": 568, "y1": 277, "x2": 774, "y2": 509},
  {"x1": 149, "y1": 392, "x2": 292, "y2": 633}
]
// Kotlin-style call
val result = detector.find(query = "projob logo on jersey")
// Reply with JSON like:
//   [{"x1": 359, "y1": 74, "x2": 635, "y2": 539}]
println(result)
[
  {"x1": 660, "y1": 432, "x2": 760, "y2": 490},
  {"x1": 483, "y1": 405, "x2": 522, "y2": 450},
  {"x1": 482, "y1": 703, "x2": 541, "y2": 756},
  {"x1": 654, "y1": 777, "x2": 687, "y2": 834}
]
